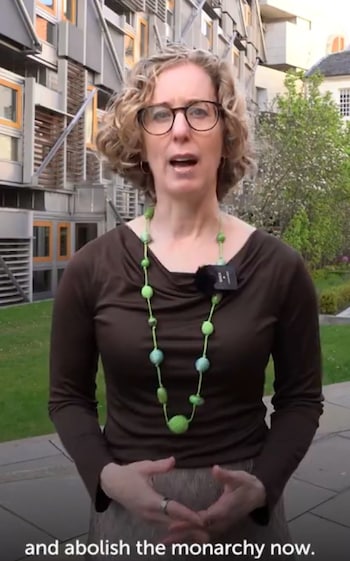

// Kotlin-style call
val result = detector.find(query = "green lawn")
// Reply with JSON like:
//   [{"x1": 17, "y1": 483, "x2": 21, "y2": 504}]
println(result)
[{"x1": 0, "y1": 301, "x2": 349, "y2": 442}]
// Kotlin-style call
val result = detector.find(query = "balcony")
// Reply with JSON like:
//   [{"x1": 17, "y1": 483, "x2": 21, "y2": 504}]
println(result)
[{"x1": 264, "y1": 20, "x2": 312, "y2": 70}]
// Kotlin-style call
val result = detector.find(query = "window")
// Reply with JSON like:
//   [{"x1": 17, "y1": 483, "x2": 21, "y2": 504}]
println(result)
[
  {"x1": 233, "y1": 48, "x2": 241, "y2": 79},
  {"x1": 201, "y1": 13, "x2": 213, "y2": 50},
  {"x1": 36, "y1": 15, "x2": 56, "y2": 43},
  {"x1": 0, "y1": 79, "x2": 22, "y2": 129},
  {"x1": 62, "y1": 0, "x2": 76, "y2": 24},
  {"x1": 57, "y1": 222, "x2": 71, "y2": 260},
  {"x1": 166, "y1": 0, "x2": 174, "y2": 41},
  {"x1": 33, "y1": 221, "x2": 52, "y2": 262},
  {"x1": 125, "y1": 32, "x2": 136, "y2": 67},
  {"x1": 37, "y1": 0, "x2": 56, "y2": 14},
  {"x1": 139, "y1": 18, "x2": 148, "y2": 59},
  {"x1": 85, "y1": 86, "x2": 98, "y2": 148},
  {"x1": 0, "y1": 135, "x2": 19, "y2": 161},
  {"x1": 125, "y1": 11, "x2": 135, "y2": 27},
  {"x1": 33, "y1": 269, "x2": 52, "y2": 293},
  {"x1": 332, "y1": 36, "x2": 345, "y2": 53},
  {"x1": 340, "y1": 89, "x2": 350, "y2": 117},
  {"x1": 243, "y1": 1, "x2": 252, "y2": 26}
]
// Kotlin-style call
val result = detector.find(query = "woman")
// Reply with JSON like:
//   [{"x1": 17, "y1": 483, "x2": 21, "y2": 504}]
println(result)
[{"x1": 49, "y1": 44, "x2": 323, "y2": 559}]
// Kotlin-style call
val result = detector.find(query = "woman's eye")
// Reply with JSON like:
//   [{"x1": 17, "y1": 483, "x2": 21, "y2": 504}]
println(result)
[
  {"x1": 152, "y1": 109, "x2": 171, "y2": 121},
  {"x1": 189, "y1": 107, "x2": 208, "y2": 117}
]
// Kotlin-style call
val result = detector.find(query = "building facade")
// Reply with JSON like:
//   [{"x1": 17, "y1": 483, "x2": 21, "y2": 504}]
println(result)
[
  {"x1": 0, "y1": 0, "x2": 267, "y2": 306},
  {"x1": 255, "y1": 0, "x2": 350, "y2": 111},
  {"x1": 308, "y1": 50, "x2": 350, "y2": 122}
]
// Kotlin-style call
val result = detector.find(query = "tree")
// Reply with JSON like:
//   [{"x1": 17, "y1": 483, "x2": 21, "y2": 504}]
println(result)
[{"x1": 246, "y1": 70, "x2": 350, "y2": 268}]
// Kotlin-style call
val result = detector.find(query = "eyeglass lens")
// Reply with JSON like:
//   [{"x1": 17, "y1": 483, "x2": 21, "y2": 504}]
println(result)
[{"x1": 141, "y1": 101, "x2": 219, "y2": 134}]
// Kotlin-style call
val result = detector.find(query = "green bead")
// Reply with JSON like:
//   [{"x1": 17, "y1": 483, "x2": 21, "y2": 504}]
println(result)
[
  {"x1": 201, "y1": 320, "x2": 214, "y2": 336},
  {"x1": 216, "y1": 232, "x2": 225, "y2": 243},
  {"x1": 216, "y1": 257, "x2": 226, "y2": 265},
  {"x1": 211, "y1": 294, "x2": 222, "y2": 305},
  {"x1": 189, "y1": 394, "x2": 205, "y2": 406},
  {"x1": 167, "y1": 415, "x2": 189, "y2": 434},
  {"x1": 149, "y1": 348, "x2": 164, "y2": 365},
  {"x1": 141, "y1": 257, "x2": 150, "y2": 268},
  {"x1": 140, "y1": 231, "x2": 151, "y2": 244},
  {"x1": 144, "y1": 207, "x2": 155, "y2": 219},
  {"x1": 141, "y1": 285, "x2": 153, "y2": 299},
  {"x1": 157, "y1": 387, "x2": 168, "y2": 404},
  {"x1": 148, "y1": 316, "x2": 157, "y2": 327},
  {"x1": 195, "y1": 357, "x2": 210, "y2": 372}
]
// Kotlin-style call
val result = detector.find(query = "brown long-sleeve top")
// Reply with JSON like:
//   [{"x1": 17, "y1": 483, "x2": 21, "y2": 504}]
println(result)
[{"x1": 49, "y1": 224, "x2": 323, "y2": 521}]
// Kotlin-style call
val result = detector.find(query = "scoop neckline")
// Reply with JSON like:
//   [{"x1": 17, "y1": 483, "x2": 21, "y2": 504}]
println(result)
[{"x1": 121, "y1": 222, "x2": 261, "y2": 277}]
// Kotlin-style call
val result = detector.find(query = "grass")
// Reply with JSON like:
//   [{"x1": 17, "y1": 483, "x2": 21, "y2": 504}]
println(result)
[{"x1": 0, "y1": 301, "x2": 349, "y2": 442}]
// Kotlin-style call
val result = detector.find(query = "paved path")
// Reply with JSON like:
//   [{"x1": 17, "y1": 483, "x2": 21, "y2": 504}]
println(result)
[{"x1": 0, "y1": 382, "x2": 350, "y2": 561}]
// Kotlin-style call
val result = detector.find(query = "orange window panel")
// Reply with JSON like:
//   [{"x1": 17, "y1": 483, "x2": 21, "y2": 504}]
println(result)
[
  {"x1": 33, "y1": 221, "x2": 53, "y2": 263},
  {"x1": 57, "y1": 222, "x2": 71, "y2": 260},
  {"x1": 0, "y1": 79, "x2": 22, "y2": 129}
]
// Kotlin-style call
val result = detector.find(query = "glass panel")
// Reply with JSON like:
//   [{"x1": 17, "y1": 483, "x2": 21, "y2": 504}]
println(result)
[
  {"x1": 39, "y1": 0, "x2": 54, "y2": 7},
  {"x1": 0, "y1": 135, "x2": 19, "y2": 161},
  {"x1": 140, "y1": 22, "x2": 148, "y2": 59},
  {"x1": 57, "y1": 268, "x2": 65, "y2": 284},
  {"x1": 33, "y1": 269, "x2": 52, "y2": 293},
  {"x1": 63, "y1": 0, "x2": 75, "y2": 23},
  {"x1": 36, "y1": 16, "x2": 55, "y2": 43},
  {"x1": 85, "y1": 99, "x2": 93, "y2": 145},
  {"x1": 125, "y1": 34, "x2": 135, "y2": 66},
  {"x1": 33, "y1": 226, "x2": 50, "y2": 257},
  {"x1": 59, "y1": 226, "x2": 68, "y2": 256},
  {"x1": 0, "y1": 85, "x2": 17, "y2": 123}
]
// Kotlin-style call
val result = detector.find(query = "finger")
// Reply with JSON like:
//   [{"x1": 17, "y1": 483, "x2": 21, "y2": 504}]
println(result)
[
  {"x1": 199, "y1": 493, "x2": 234, "y2": 529},
  {"x1": 212, "y1": 466, "x2": 251, "y2": 488},
  {"x1": 138, "y1": 457, "x2": 176, "y2": 476},
  {"x1": 166, "y1": 499, "x2": 205, "y2": 526}
]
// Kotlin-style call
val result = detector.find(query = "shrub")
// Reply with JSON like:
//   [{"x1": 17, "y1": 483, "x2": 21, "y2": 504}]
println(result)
[{"x1": 319, "y1": 282, "x2": 350, "y2": 314}]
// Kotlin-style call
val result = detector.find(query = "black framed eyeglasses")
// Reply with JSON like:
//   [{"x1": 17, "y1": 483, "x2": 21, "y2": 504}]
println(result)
[{"x1": 138, "y1": 100, "x2": 223, "y2": 136}]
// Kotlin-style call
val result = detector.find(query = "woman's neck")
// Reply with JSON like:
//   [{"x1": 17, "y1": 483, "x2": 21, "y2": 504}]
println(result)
[{"x1": 149, "y1": 195, "x2": 222, "y2": 242}]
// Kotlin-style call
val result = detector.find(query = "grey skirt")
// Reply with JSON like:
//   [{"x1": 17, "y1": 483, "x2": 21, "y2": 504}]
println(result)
[{"x1": 86, "y1": 459, "x2": 293, "y2": 561}]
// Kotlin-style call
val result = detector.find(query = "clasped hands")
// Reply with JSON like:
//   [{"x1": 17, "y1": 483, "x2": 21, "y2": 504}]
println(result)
[{"x1": 100, "y1": 456, "x2": 266, "y2": 544}]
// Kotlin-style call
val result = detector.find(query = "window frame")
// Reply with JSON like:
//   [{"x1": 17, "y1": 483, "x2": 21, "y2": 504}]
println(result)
[
  {"x1": 201, "y1": 12, "x2": 213, "y2": 50},
  {"x1": 61, "y1": 0, "x2": 77, "y2": 25},
  {"x1": 124, "y1": 28, "x2": 136, "y2": 68},
  {"x1": 57, "y1": 222, "x2": 71, "y2": 260},
  {"x1": 33, "y1": 220, "x2": 53, "y2": 263},
  {"x1": 339, "y1": 88, "x2": 350, "y2": 117},
  {"x1": 138, "y1": 17, "x2": 149, "y2": 60},
  {"x1": 85, "y1": 85, "x2": 98, "y2": 149},
  {"x1": 0, "y1": 78, "x2": 22, "y2": 130},
  {"x1": 0, "y1": 133, "x2": 20, "y2": 162},
  {"x1": 37, "y1": 0, "x2": 57, "y2": 16}
]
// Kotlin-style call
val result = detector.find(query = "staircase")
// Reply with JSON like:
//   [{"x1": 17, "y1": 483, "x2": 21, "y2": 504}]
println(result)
[{"x1": 0, "y1": 239, "x2": 31, "y2": 306}]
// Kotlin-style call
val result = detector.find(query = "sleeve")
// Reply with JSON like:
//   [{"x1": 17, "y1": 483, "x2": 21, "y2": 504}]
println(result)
[
  {"x1": 48, "y1": 248, "x2": 114, "y2": 512},
  {"x1": 250, "y1": 252, "x2": 324, "y2": 525}
]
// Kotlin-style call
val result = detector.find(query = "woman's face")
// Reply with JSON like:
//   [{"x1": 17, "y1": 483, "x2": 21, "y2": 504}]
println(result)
[{"x1": 140, "y1": 62, "x2": 224, "y2": 201}]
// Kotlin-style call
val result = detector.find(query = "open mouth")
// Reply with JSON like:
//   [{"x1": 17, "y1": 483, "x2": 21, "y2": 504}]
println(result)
[{"x1": 169, "y1": 158, "x2": 198, "y2": 168}]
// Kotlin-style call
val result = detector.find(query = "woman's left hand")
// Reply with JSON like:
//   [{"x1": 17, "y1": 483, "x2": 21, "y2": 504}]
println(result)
[{"x1": 163, "y1": 466, "x2": 266, "y2": 543}]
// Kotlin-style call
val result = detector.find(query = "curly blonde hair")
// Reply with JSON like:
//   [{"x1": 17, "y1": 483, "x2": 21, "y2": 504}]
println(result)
[{"x1": 96, "y1": 43, "x2": 254, "y2": 201}]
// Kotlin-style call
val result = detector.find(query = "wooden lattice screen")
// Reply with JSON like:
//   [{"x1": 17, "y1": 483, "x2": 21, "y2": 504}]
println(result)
[{"x1": 34, "y1": 108, "x2": 64, "y2": 188}]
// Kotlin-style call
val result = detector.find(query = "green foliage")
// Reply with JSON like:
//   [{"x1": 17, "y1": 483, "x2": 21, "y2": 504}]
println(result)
[
  {"x1": 319, "y1": 282, "x2": 350, "y2": 314},
  {"x1": 250, "y1": 70, "x2": 350, "y2": 269}
]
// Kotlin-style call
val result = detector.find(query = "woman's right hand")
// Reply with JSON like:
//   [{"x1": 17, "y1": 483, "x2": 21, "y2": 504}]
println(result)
[{"x1": 100, "y1": 456, "x2": 206, "y2": 532}]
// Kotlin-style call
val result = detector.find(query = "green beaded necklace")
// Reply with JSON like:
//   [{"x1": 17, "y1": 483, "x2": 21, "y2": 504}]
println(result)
[{"x1": 140, "y1": 206, "x2": 226, "y2": 434}]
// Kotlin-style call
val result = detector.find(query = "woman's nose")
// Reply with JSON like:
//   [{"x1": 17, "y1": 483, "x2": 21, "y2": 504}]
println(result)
[{"x1": 171, "y1": 111, "x2": 191, "y2": 136}]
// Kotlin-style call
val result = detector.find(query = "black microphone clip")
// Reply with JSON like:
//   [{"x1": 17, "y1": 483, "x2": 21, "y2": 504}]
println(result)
[{"x1": 194, "y1": 264, "x2": 238, "y2": 296}]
